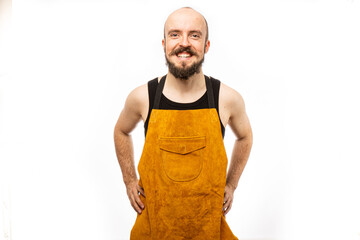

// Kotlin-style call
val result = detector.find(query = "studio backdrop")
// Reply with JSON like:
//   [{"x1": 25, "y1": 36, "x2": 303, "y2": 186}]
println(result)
[{"x1": 1, "y1": 0, "x2": 360, "y2": 240}]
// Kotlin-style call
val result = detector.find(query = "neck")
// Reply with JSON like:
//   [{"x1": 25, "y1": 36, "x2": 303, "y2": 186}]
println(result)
[{"x1": 165, "y1": 70, "x2": 206, "y2": 93}]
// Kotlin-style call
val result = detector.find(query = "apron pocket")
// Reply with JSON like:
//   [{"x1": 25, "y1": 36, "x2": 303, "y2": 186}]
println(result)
[{"x1": 159, "y1": 136, "x2": 206, "y2": 182}]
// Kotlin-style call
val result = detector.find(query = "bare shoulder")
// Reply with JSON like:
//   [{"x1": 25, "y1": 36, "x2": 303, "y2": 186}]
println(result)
[
  {"x1": 124, "y1": 83, "x2": 149, "y2": 121},
  {"x1": 114, "y1": 83, "x2": 149, "y2": 135},
  {"x1": 219, "y1": 81, "x2": 251, "y2": 139},
  {"x1": 218, "y1": 82, "x2": 246, "y2": 126},
  {"x1": 219, "y1": 82, "x2": 246, "y2": 110}
]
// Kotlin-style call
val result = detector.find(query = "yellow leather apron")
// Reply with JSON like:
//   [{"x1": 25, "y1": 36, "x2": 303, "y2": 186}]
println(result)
[{"x1": 130, "y1": 75, "x2": 238, "y2": 240}]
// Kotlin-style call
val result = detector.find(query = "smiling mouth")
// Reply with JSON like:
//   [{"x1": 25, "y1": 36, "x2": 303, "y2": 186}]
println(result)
[{"x1": 176, "y1": 52, "x2": 192, "y2": 59}]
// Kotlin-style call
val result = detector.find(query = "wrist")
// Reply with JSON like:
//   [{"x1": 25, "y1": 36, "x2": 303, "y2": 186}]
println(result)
[
  {"x1": 226, "y1": 182, "x2": 237, "y2": 192},
  {"x1": 124, "y1": 177, "x2": 138, "y2": 187}
]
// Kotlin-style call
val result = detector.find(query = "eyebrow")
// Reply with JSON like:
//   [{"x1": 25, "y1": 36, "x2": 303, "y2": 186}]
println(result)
[
  {"x1": 189, "y1": 30, "x2": 202, "y2": 36},
  {"x1": 167, "y1": 29, "x2": 203, "y2": 36},
  {"x1": 168, "y1": 30, "x2": 181, "y2": 34}
]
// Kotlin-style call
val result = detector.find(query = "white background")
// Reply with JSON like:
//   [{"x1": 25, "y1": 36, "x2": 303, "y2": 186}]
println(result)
[{"x1": 1, "y1": 0, "x2": 360, "y2": 239}]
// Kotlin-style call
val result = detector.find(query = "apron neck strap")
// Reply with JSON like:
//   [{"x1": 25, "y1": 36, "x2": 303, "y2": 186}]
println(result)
[
  {"x1": 205, "y1": 75, "x2": 215, "y2": 109},
  {"x1": 153, "y1": 75, "x2": 166, "y2": 109},
  {"x1": 153, "y1": 75, "x2": 216, "y2": 109}
]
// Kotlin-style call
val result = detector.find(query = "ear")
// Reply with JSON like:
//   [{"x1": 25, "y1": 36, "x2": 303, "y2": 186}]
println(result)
[
  {"x1": 162, "y1": 39, "x2": 165, "y2": 52},
  {"x1": 204, "y1": 40, "x2": 210, "y2": 53}
]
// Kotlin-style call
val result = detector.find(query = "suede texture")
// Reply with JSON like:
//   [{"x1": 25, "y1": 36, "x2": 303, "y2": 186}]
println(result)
[{"x1": 130, "y1": 108, "x2": 238, "y2": 240}]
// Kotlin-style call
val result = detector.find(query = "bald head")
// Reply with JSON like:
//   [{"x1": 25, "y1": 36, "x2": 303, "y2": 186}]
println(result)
[{"x1": 164, "y1": 7, "x2": 209, "y2": 43}]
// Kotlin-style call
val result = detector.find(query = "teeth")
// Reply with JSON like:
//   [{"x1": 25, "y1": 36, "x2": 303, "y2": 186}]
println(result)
[{"x1": 178, "y1": 54, "x2": 191, "y2": 58}]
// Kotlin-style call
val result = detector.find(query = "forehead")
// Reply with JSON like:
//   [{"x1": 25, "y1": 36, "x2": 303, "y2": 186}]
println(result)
[{"x1": 165, "y1": 9, "x2": 206, "y2": 33}]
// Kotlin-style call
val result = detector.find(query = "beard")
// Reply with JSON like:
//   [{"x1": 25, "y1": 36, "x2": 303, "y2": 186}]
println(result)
[{"x1": 165, "y1": 46, "x2": 205, "y2": 80}]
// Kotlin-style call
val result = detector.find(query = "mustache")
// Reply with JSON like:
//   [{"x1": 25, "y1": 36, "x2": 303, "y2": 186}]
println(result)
[{"x1": 169, "y1": 47, "x2": 198, "y2": 57}]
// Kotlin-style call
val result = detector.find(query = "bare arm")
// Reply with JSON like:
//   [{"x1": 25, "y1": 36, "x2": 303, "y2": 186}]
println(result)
[
  {"x1": 221, "y1": 84, "x2": 253, "y2": 215},
  {"x1": 113, "y1": 84, "x2": 148, "y2": 214}
]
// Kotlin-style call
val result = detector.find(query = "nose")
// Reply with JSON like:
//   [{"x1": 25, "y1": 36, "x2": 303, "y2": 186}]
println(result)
[{"x1": 179, "y1": 35, "x2": 190, "y2": 47}]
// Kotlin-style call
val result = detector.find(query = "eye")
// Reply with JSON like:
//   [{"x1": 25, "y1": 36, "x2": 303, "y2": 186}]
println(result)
[
  {"x1": 191, "y1": 34, "x2": 200, "y2": 39},
  {"x1": 169, "y1": 33, "x2": 179, "y2": 38}
]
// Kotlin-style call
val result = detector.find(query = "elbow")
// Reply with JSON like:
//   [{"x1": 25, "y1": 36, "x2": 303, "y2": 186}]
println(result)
[
  {"x1": 114, "y1": 125, "x2": 130, "y2": 141},
  {"x1": 237, "y1": 128, "x2": 253, "y2": 146},
  {"x1": 248, "y1": 129, "x2": 253, "y2": 146},
  {"x1": 113, "y1": 124, "x2": 120, "y2": 139}
]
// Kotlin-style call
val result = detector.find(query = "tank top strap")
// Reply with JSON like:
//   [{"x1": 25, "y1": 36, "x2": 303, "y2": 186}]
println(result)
[
  {"x1": 205, "y1": 75, "x2": 215, "y2": 109},
  {"x1": 153, "y1": 75, "x2": 215, "y2": 109}
]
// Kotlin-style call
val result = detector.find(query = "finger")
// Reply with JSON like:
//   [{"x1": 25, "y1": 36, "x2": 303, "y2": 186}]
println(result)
[
  {"x1": 133, "y1": 190, "x2": 145, "y2": 210},
  {"x1": 222, "y1": 199, "x2": 229, "y2": 212},
  {"x1": 224, "y1": 202, "x2": 232, "y2": 216},
  {"x1": 223, "y1": 193, "x2": 230, "y2": 204},
  {"x1": 222, "y1": 199, "x2": 232, "y2": 215},
  {"x1": 129, "y1": 194, "x2": 143, "y2": 214},
  {"x1": 137, "y1": 185, "x2": 146, "y2": 198},
  {"x1": 223, "y1": 196, "x2": 233, "y2": 211}
]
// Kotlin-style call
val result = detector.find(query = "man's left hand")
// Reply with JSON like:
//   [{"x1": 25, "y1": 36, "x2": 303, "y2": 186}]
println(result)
[{"x1": 223, "y1": 184, "x2": 235, "y2": 216}]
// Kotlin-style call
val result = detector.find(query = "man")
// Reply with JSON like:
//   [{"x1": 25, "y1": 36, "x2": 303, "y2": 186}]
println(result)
[{"x1": 114, "y1": 7, "x2": 252, "y2": 239}]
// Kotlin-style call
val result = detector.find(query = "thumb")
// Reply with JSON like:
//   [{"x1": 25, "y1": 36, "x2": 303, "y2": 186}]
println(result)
[{"x1": 137, "y1": 185, "x2": 146, "y2": 197}]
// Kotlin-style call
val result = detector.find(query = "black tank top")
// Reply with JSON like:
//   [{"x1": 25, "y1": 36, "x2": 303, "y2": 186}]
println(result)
[{"x1": 144, "y1": 75, "x2": 225, "y2": 138}]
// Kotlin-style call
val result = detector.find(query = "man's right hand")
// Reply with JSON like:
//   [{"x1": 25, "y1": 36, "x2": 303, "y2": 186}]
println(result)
[{"x1": 126, "y1": 180, "x2": 146, "y2": 214}]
